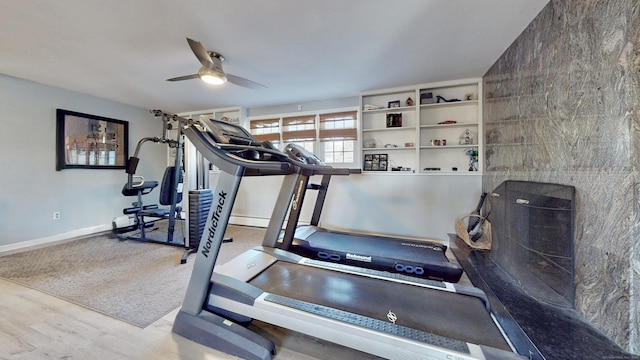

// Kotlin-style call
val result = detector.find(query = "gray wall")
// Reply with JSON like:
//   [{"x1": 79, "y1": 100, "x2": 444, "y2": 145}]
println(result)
[
  {"x1": 483, "y1": 0, "x2": 639, "y2": 352},
  {"x1": 0, "y1": 74, "x2": 166, "y2": 246}
]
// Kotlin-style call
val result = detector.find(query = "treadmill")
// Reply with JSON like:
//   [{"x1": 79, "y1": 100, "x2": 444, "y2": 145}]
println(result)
[
  {"x1": 270, "y1": 143, "x2": 463, "y2": 283},
  {"x1": 173, "y1": 118, "x2": 524, "y2": 360}
]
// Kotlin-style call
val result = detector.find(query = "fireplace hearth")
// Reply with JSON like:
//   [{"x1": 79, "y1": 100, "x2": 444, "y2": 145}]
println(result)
[{"x1": 450, "y1": 180, "x2": 637, "y2": 359}]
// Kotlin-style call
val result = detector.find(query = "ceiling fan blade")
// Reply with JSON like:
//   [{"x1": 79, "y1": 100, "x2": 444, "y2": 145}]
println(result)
[
  {"x1": 166, "y1": 74, "x2": 199, "y2": 82},
  {"x1": 187, "y1": 38, "x2": 214, "y2": 67},
  {"x1": 226, "y1": 74, "x2": 267, "y2": 89}
]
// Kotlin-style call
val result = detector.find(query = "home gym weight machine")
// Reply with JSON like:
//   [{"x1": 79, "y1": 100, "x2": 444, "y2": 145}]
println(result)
[
  {"x1": 113, "y1": 110, "x2": 222, "y2": 263},
  {"x1": 171, "y1": 118, "x2": 525, "y2": 360}
]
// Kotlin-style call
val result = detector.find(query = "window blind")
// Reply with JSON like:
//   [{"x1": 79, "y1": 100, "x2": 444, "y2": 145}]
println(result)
[
  {"x1": 319, "y1": 111, "x2": 358, "y2": 141},
  {"x1": 282, "y1": 115, "x2": 316, "y2": 141},
  {"x1": 249, "y1": 118, "x2": 280, "y2": 142}
]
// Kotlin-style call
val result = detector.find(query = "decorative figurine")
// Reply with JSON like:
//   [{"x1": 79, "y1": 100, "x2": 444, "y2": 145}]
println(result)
[
  {"x1": 465, "y1": 148, "x2": 478, "y2": 171},
  {"x1": 459, "y1": 129, "x2": 474, "y2": 145}
]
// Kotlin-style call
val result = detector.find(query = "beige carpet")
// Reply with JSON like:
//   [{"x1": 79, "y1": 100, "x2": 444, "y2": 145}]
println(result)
[{"x1": 0, "y1": 224, "x2": 264, "y2": 328}]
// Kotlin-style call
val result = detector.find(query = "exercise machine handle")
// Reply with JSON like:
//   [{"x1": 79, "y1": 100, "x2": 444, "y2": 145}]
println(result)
[
  {"x1": 131, "y1": 175, "x2": 145, "y2": 187},
  {"x1": 283, "y1": 143, "x2": 353, "y2": 176}
]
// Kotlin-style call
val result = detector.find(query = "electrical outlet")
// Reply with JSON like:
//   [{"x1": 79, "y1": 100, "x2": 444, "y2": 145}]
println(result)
[{"x1": 53, "y1": 211, "x2": 61, "y2": 220}]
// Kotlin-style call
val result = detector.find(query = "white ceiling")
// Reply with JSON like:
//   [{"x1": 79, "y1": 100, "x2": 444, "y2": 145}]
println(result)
[{"x1": 0, "y1": 1, "x2": 548, "y2": 114}]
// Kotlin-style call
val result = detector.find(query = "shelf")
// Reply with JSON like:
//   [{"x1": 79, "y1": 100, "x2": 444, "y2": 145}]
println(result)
[
  {"x1": 364, "y1": 147, "x2": 416, "y2": 151},
  {"x1": 420, "y1": 99, "x2": 478, "y2": 109},
  {"x1": 363, "y1": 127, "x2": 414, "y2": 132},
  {"x1": 360, "y1": 171, "x2": 481, "y2": 176},
  {"x1": 419, "y1": 171, "x2": 481, "y2": 175},
  {"x1": 420, "y1": 145, "x2": 477, "y2": 149},
  {"x1": 420, "y1": 122, "x2": 477, "y2": 129},
  {"x1": 362, "y1": 105, "x2": 415, "y2": 113}
]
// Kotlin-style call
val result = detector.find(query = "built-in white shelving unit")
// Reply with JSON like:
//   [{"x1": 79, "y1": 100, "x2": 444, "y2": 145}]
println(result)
[{"x1": 360, "y1": 78, "x2": 482, "y2": 174}]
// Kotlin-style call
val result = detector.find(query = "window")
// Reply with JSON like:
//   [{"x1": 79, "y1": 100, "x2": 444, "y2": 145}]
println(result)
[
  {"x1": 249, "y1": 118, "x2": 280, "y2": 146},
  {"x1": 282, "y1": 115, "x2": 316, "y2": 153},
  {"x1": 248, "y1": 108, "x2": 358, "y2": 165},
  {"x1": 319, "y1": 111, "x2": 357, "y2": 164}
]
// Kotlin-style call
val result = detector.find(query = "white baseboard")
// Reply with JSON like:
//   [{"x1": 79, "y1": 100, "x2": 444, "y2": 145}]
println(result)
[
  {"x1": 229, "y1": 215, "x2": 308, "y2": 229},
  {"x1": 0, "y1": 224, "x2": 112, "y2": 256},
  {"x1": 229, "y1": 215, "x2": 270, "y2": 228},
  {"x1": 0, "y1": 215, "x2": 300, "y2": 256}
]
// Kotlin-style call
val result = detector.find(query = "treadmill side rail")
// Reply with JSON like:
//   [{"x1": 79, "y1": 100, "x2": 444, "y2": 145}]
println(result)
[{"x1": 207, "y1": 292, "x2": 526, "y2": 360}]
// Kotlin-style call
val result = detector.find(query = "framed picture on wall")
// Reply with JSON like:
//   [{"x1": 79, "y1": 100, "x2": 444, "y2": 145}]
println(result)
[{"x1": 56, "y1": 109, "x2": 129, "y2": 171}]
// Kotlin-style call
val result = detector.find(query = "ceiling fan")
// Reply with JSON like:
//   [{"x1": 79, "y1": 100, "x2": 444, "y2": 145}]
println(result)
[{"x1": 167, "y1": 38, "x2": 266, "y2": 89}]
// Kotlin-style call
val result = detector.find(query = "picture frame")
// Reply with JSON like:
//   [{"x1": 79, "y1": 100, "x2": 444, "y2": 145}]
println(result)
[
  {"x1": 388, "y1": 100, "x2": 401, "y2": 108},
  {"x1": 56, "y1": 109, "x2": 129, "y2": 171},
  {"x1": 363, "y1": 153, "x2": 388, "y2": 171},
  {"x1": 363, "y1": 154, "x2": 373, "y2": 171},
  {"x1": 386, "y1": 113, "x2": 402, "y2": 128},
  {"x1": 420, "y1": 92, "x2": 434, "y2": 104},
  {"x1": 379, "y1": 160, "x2": 388, "y2": 171},
  {"x1": 363, "y1": 160, "x2": 373, "y2": 171}
]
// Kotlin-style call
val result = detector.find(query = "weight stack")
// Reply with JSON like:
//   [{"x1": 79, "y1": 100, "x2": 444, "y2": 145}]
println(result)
[{"x1": 188, "y1": 189, "x2": 213, "y2": 249}]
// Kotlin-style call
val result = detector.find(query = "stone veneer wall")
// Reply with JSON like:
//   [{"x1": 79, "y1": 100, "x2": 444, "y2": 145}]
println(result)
[{"x1": 482, "y1": 0, "x2": 639, "y2": 353}]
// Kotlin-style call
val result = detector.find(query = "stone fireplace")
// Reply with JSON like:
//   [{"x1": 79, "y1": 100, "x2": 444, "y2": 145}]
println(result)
[
  {"x1": 479, "y1": 0, "x2": 640, "y2": 354},
  {"x1": 451, "y1": 179, "x2": 634, "y2": 359},
  {"x1": 489, "y1": 181, "x2": 575, "y2": 309}
]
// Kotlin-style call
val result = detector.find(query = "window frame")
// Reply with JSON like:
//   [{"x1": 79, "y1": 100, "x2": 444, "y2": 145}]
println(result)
[{"x1": 247, "y1": 107, "x2": 359, "y2": 166}]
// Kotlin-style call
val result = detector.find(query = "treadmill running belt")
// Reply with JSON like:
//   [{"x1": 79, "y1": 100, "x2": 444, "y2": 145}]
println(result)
[
  {"x1": 249, "y1": 261, "x2": 510, "y2": 351},
  {"x1": 264, "y1": 293, "x2": 469, "y2": 354}
]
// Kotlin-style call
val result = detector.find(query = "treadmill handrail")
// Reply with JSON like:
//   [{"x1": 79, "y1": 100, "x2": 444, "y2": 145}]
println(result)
[{"x1": 183, "y1": 125, "x2": 293, "y2": 175}]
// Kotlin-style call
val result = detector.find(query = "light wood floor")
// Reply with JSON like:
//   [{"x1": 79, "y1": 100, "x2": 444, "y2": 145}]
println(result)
[{"x1": 0, "y1": 278, "x2": 381, "y2": 360}]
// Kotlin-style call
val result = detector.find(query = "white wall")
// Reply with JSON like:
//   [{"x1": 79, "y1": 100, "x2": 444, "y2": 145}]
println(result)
[
  {"x1": 320, "y1": 174, "x2": 481, "y2": 241},
  {"x1": 0, "y1": 74, "x2": 166, "y2": 247},
  {"x1": 221, "y1": 171, "x2": 481, "y2": 243}
]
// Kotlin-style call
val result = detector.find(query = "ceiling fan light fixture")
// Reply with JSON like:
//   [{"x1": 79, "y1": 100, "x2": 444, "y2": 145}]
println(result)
[
  {"x1": 198, "y1": 67, "x2": 227, "y2": 85},
  {"x1": 167, "y1": 38, "x2": 265, "y2": 89}
]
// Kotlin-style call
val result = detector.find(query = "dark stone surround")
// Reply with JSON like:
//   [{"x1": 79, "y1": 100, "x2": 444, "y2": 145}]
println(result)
[
  {"x1": 482, "y1": 0, "x2": 640, "y2": 353},
  {"x1": 451, "y1": 236, "x2": 639, "y2": 360}
]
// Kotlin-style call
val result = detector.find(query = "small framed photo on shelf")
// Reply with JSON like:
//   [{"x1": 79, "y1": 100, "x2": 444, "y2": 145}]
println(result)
[
  {"x1": 379, "y1": 160, "x2": 388, "y2": 171},
  {"x1": 363, "y1": 154, "x2": 373, "y2": 171},
  {"x1": 386, "y1": 113, "x2": 402, "y2": 128},
  {"x1": 388, "y1": 100, "x2": 401, "y2": 108},
  {"x1": 420, "y1": 92, "x2": 434, "y2": 104},
  {"x1": 363, "y1": 153, "x2": 388, "y2": 171}
]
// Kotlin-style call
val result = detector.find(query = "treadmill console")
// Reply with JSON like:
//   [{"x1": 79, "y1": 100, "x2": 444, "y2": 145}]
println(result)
[
  {"x1": 201, "y1": 118, "x2": 257, "y2": 146},
  {"x1": 284, "y1": 143, "x2": 326, "y2": 165},
  {"x1": 200, "y1": 118, "x2": 289, "y2": 162}
]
